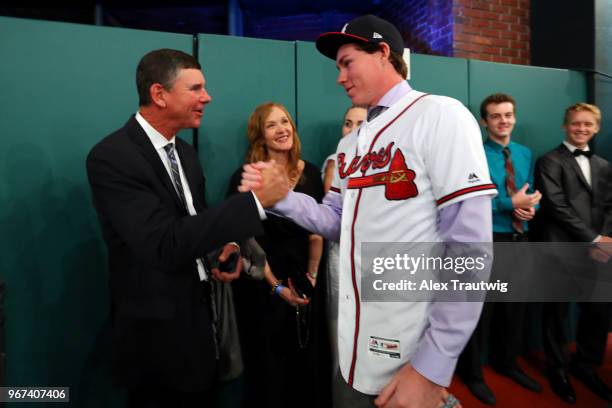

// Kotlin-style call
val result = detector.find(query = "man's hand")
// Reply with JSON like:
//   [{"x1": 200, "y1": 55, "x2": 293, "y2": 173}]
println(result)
[
  {"x1": 238, "y1": 161, "x2": 267, "y2": 192},
  {"x1": 238, "y1": 160, "x2": 290, "y2": 207},
  {"x1": 597, "y1": 235, "x2": 612, "y2": 257},
  {"x1": 513, "y1": 206, "x2": 535, "y2": 221},
  {"x1": 589, "y1": 246, "x2": 610, "y2": 263},
  {"x1": 374, "y1": 364, "x2": 460, "y2": 408},
  {"x1": 211, "y1": 243, "x2": 242, "y2": 283},
  {"x1": 511, "y1": 184, "x2": 542, "y2": 209}
]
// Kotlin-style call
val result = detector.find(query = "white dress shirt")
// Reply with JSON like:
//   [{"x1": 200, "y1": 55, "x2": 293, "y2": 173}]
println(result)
[
  {"x1": 135, "y1": 112, "x2": 209, "y2": 280},
  {"x1": 563, "y1": 140, "x2": 592, "y2": 186}
]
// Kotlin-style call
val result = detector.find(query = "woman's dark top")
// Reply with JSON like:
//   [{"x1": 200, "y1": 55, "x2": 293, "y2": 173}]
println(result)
[{"x1": 227, "y1": 160, "x2": 331, "y2": 408}]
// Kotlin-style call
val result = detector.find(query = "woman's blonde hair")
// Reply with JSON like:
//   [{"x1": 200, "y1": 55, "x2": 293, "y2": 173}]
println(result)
[{"x1": 246, "y1": 102, "x2": 302, "y2": 179}]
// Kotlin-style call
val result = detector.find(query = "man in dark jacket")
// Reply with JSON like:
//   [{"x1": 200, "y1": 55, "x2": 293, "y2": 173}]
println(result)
[
  {"x1": 534, "y1": 102, "x2": 612, "y2": 404},
  {"x1": 86, "y1": 48, "x2": 287, "y2": 407}
]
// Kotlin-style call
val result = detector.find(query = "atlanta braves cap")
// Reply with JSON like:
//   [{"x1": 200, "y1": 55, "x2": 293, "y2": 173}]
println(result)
[{"x1": 316, "y1": 14, "x2": 404, "y2": 60}]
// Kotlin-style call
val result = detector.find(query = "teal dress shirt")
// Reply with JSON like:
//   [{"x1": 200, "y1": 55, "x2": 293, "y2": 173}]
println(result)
[{"x1": 484, "y1": 138, "x2": 536, "y2": 233}]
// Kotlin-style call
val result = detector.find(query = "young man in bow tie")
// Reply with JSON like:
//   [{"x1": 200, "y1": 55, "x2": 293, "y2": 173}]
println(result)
[{"x1": 534, "y1": 102, "x2": 612, "y2": 404}]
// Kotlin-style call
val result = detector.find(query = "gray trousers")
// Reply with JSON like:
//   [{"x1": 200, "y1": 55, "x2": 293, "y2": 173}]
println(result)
[{"x1": 333, "y1": 371, "x2": 377, "y2": 408}]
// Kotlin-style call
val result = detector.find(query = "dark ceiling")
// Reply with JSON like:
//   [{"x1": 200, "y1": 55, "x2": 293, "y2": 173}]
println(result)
[{"x1": 0, "y1": 1, "x2": 384, "y2": 38}]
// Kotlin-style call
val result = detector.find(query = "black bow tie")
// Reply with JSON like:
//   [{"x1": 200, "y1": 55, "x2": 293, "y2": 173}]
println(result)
[{"x1": 573, "y1": 149, "x2": 593, "y2": 158}]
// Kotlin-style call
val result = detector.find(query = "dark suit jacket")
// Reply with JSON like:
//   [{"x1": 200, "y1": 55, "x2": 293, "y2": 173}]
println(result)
[
  {"x1": 533, "y1": 143, "x2": 612, "y2": 243},
  {"x1": 86, "y1": 116, "x2": 263, "y2": 392}
]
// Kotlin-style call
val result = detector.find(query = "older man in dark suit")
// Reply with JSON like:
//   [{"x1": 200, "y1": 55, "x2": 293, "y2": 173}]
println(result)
[
  {"x1": 534, "y1": 102, "x2": 612, "y2": 404},
  {"x1": 86, "y1": 49, "x2": 287, "y2": 407}
]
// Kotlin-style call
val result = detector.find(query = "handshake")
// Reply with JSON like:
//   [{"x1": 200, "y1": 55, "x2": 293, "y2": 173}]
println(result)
[
  {"x1": 590, "y1": 235, "x2": 612, "y2": 264},
  {"x1": 238, "y1": 160, "x2": 291, "y2": 208}
]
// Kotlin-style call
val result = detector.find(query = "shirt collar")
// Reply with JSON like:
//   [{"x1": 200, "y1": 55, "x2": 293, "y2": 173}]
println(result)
[
  {"x1": 135, "y1": 111, "x2": 176, "y2": 150},
  {"x1": 485, "y1": 137, "x2": 513, "y2": 152},
  {"x1": 563, "y1": 140, "x2": 590, "y2": 153},
  {"x1": 373, "y1": 80, "x2": 412, "y2": 110}
]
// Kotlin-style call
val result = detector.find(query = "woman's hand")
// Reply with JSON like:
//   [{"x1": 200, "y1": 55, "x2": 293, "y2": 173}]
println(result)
[{"x1": 279, "y1": 278, "x2": 309, "y2": 307}]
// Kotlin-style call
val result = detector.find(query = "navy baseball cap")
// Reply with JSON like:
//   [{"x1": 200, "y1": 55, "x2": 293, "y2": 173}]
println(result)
[{"x1": 316, "y1": 15, "x2": 404, "y2": 60}]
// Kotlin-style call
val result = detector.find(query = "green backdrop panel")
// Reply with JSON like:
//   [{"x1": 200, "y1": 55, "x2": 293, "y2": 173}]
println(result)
[
  {"x1": 468, "y1": 60, "x2": 587, "y2": 159},
  {"x1": 0, "y1": 16, "x2": 192, "y2": 407},
  {"x1": 410, "y1": 53, "x2": 469, "y2": 105},
  {"x1": 595, "y1": 77, "x2": 612, "y2": 161},
  {"x1": 198, "y1": 34, "x2": 295, "y2": 206},
  {"x1": 295, "y1": 41, "x2": 349, "y2": 168}
]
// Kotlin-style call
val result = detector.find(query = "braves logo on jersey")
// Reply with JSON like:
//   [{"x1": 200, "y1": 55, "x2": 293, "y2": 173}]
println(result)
[
  {"x1": 339, "y1": 142, "x2": 419, "y2": 201},
  {"x1": 337, "y1": 142, "x2": 395, "y2": 178}
]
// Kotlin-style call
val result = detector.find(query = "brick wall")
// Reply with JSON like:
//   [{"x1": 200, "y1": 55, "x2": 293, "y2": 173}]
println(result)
[
  {"x1": 380, "y1": 0, "x2": 530, "y2": 65},
  {"x1": 453, "y1": 0, "x2": 530, "y2": 64},
  {"x1": 380, "y1": 0, "x2": 454, "y2": 56}
]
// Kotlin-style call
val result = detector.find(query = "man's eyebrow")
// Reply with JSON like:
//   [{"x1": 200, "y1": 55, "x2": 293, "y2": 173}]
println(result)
[{"x1": 336, "y1": 55, "x2": 349, "y2": 68}]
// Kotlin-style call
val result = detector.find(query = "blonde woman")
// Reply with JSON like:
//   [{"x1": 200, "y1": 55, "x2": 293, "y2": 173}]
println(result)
[{"x1": 227, "y1": 102, "x2": 330, "y2": 408}]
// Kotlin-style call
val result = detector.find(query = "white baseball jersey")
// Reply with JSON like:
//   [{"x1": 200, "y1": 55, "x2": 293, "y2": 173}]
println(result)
[{"x1": 330, "y1": 90, "x2": 496, "y2": 394}]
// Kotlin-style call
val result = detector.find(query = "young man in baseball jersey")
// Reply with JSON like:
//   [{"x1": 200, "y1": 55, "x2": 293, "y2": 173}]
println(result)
[
  {"x1": 240, "y1": 15, "x2": 497, "y2": 408},
  {"x1": 457, "y1": 94, "x2": 542, "y2": 405}
]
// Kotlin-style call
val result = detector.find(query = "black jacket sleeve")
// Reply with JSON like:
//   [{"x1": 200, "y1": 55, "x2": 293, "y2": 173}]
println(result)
[{"x1": 87, "y1": 143, "x2": 263, "y2": 272}]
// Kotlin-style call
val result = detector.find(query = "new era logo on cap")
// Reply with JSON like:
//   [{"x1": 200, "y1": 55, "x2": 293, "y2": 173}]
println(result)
[{"x1": 373, "y1": 32, "x2": 383, "y2": 39}]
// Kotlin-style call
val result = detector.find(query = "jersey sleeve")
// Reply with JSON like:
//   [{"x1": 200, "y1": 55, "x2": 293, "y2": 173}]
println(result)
[
  {"x1": 270, "y1": 190, "x2": 343, "y2": 242},
  {"x1": 424, "y1": 100, "x2": 497, "y2": 209}
]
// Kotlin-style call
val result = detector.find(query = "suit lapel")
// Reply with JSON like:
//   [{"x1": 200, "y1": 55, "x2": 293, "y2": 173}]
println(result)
[
  {"x1": 176, "y1": 139, "x2": 206, "y2": 212},
  {"x1": 590, "y1": 156, "x2": 602, "y2": 199},
  {"x1": 126, "y1": 116, "x2": 188, "y2": 212},
  {"x1": 558, "y1": 144, "x2": 592, "y2": 193}
]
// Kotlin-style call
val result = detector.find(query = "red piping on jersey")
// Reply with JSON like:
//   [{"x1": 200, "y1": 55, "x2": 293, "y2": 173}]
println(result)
[
  {"x1": 346, "y1": 92, "x2": 429, "y2": 387},
  {"x1": 347, "y1": 188, "x2": 363, "y2": 386},
  {"x1": 366, "y1": 93, "x2": 430, "y2": 152},
  {"x1": 330, "y1": 186, "x2": 341, "y2": 194},
  {"x1": 436, "y1": 184, "x2": 497, "y2": 206}
]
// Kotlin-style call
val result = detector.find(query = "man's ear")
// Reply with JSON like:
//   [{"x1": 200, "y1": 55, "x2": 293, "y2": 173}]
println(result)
[
  {"x1": 379, "y1": 42, "x2": 392, "y2": 60},
  {"x1": 149, "y1": 83, "x2": 167, "y2": 108},
  {"x1": 480, "y1": 118, "x2": 488, "y2": 127}
]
